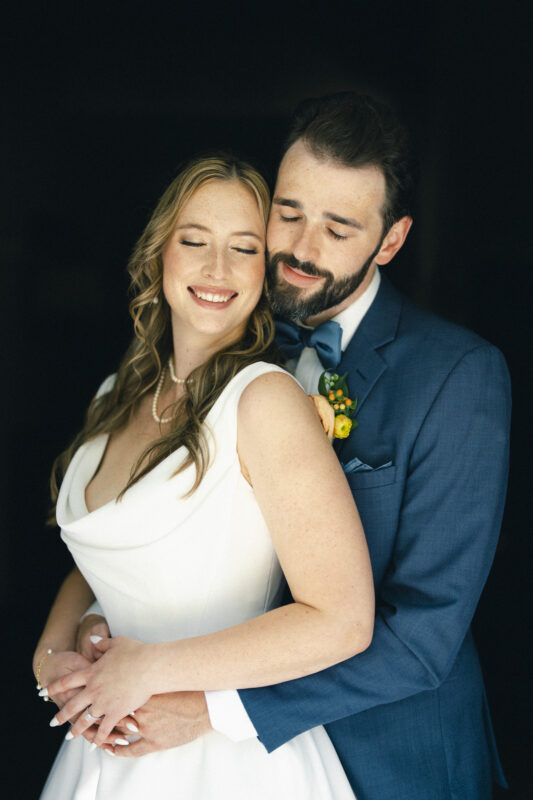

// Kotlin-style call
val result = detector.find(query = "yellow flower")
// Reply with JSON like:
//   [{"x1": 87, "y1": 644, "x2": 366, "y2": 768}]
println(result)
[{"x1": 334, "y1": 414, "x2": 352, "y2": 439}]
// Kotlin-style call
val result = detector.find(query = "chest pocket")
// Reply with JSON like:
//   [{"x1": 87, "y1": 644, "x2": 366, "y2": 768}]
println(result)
[{"x1": 346, "y1": 464, "x2": 396, "y2": 490}]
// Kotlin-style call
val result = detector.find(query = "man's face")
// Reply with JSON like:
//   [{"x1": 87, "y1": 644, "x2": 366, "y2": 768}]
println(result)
[{"x1": 266, "y1": 140, "x2": 388, "y2": 324}]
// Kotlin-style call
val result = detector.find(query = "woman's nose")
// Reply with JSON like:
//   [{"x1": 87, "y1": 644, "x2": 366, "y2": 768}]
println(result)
[{"x1": 201, "y1": 248, "x2": 228, "y2": 280}]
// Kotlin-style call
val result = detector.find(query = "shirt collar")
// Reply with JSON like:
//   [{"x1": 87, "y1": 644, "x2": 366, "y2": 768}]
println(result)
[{"x1": 331, "y1": 267, "x2": 381, "y2": 351}]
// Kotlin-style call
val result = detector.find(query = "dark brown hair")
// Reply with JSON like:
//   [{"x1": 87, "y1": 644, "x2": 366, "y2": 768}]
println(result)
[{"x1": 284, "y1": 91, "x2": 415, "y2": 232}]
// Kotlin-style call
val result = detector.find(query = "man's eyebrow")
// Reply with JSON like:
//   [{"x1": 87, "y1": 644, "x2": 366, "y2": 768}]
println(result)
[
  {"x1": 176, "y1": 223, "x2": 262, "y2": 241},
  {"x1": 273, "y1": 197, "x2": 302, "y2": 209},
  {"x1": 273, "y1": 198, "x2": 363, "y2": 230},
  {"x1": 324, "y1": 212, "x2": 364, "y2": 230}
]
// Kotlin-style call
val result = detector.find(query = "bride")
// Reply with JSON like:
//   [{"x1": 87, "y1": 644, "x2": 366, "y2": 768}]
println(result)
[{"x1": 34, "y1": 154, "x2": 374, "y2": 799}]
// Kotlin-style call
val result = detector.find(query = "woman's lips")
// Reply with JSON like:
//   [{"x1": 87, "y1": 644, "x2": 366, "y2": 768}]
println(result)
[
  {"x1": 188, "y1": 286, "x2": 237, "y2": 309},
  {"x1": 281, "y1": 263, "x2": 323, "y2": 288}
]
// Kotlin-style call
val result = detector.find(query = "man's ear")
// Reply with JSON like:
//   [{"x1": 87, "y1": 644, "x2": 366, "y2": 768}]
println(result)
[{"x1": 375, "y1": 216, "x2": 413, "y2": 265}]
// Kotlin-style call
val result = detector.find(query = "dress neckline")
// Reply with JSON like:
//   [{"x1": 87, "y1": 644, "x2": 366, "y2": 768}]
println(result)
[{"x1": 72, "y1": 362, "x2": 279, "y2": 521}]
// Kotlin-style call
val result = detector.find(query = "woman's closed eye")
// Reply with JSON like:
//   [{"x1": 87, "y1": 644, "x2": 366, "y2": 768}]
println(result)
[
  {"x1": 180, "y1": 240, "x2": 205, "y2": 248},
  {"x1": 280, "y1": 214, "x2": 301, "y2": 223},
  {"x1": 232, "y1": 246, "x2": 258, "y2": 255}
]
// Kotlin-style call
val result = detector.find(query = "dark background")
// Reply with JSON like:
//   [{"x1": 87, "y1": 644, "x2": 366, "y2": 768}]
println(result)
[{"x1": 2, "y1": 1, "x2": 531, "y2": 796}]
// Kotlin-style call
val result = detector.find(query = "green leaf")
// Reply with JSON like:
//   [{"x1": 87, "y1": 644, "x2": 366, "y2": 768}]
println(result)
[{"x1": 318, "y1": 372, "x2": 329, "y2": 397}]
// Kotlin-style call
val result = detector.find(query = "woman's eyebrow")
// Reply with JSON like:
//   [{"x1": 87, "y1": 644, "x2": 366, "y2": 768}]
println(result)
[
  {"x1": 176, "y1": 223, "x2": 210, "y2": 231},
  {"x1": 176, "y1": 223, "x2": 262, "y2": 241},
  {"x1": 233, "y1": 231, "x2": 263, "y2": 241}
]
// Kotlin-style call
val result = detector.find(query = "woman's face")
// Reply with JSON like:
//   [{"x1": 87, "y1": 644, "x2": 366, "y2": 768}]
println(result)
[{"x1": 162, "y1": 179, "x2": 266, "y2": 350}]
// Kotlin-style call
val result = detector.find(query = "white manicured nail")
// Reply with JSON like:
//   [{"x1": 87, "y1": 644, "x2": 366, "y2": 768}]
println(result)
[
  {"x1": 89, "y1": 742, "x2": 97, "y2": 752},
  {"x1": 126, "y1": 722, "x2": 139, "y2": 733},
  {"x1": 49, "y1": 716, "x2": 60, "y2": 727},
  {"x1": 39, "y1": 688, "x2": 48, "y2": 697},
  {"x1": 65, "y1": 731, "x2": 74, "y2": 741},
  {"x1": 115, "y1": 738, "x2": 129, "y2": 746},
  {"x1": 90, "y1": 635, "x2": 103, "y2": 644},
  {"x1": 104, "y1": 749, "x2": 115, "y2": 756}
]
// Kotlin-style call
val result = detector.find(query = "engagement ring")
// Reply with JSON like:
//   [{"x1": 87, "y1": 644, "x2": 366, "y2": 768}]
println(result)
[{"x1": 85, "y1": 708, "x2": 103, "y2": 723}]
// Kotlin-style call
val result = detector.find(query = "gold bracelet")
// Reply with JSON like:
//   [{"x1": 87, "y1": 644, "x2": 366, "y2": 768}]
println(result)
[{"x1": 35, "y1": 648, "x2": 53, "y2": 699}]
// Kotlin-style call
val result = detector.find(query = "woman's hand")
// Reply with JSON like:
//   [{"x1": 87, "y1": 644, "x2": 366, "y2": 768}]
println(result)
[
  {"x1": 37, "y1": 651, "x2": 92, "y2": 709},
  {"x1": 76, "y1": 614, "x2": 110, "y2": 662},
  {"x1": 309, "y1": 394, "x2": 335, "y2": 440},
  {"x1": 44, "y1": 636, "x2": 153, "y2": 746}
]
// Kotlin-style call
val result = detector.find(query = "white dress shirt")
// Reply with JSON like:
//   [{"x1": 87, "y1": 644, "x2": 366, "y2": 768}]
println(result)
[{"x1": 205, "y1": 268, "x2": 381, "y2": 742}]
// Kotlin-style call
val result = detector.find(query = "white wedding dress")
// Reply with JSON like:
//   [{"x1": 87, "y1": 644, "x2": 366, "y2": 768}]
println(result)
[{"x1": 40, "y1": 362, "x2": 356, "y2": 800}]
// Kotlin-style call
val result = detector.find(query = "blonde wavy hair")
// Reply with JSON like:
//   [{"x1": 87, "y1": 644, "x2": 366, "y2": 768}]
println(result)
[{"x1": 49, "y1": 155, "x2": 279, "y2": 522}]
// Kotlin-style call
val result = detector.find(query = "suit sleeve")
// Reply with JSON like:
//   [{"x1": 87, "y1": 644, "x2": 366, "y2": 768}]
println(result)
[{"x1": 239, "y1": 343, "x2": 511, "y2": 751}]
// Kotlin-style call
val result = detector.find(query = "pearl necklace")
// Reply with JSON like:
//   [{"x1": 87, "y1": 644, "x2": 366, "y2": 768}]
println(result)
[
  {"x1": 152, "y1": 367, "x2": 174, "y2": 424},
  {"x1": 152, "y1": 358, "x2": 190, "y2": 424},
  {"x1": 168, "y1": 357, "x2": 187, "y2": 384}
]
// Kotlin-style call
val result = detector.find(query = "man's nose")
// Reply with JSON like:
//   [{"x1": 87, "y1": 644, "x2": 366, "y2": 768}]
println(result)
[{"x1": 292, "y1": 224, "x2": 320, "y2": 264}]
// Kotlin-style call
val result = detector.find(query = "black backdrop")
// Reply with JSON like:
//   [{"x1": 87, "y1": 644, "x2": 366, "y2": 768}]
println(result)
[{"x1": 2, "y1": 1, "x2": 531, "y2": 796}]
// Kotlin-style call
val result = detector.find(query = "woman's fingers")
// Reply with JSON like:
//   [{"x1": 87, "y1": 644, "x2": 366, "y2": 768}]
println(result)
[
  {"x1": 64, "y1": 713, "x2": 94, "y2": 740},
  {"x1": 112, "y1": 737, "x2": 152, "y2": 757},
  {"x1": 49, "y1": 688, "x2": 82, "y2": 710},
  {"x1": 92, "y1": 716, "x2": 119, "y2": 747},
  {"x1": 76, "y1": 615, "x2": 110, "y2": 661},
  {"x1": 57, "y1": 706, "x2": 124, "y2": 746},
  {"x1": 92, "y1": 636, "x2": 112, "y2": 655},
  {"x1": 49, "y1": 690, "x2": 93, "y2": 728},
  {"x1": 62, "y1": 707, "x2": 117, "y2": 743},
  {"x1": 44, "y1": 668, "x2": 89, "y2": 699},
  {"x1": 80, "y1": 724, "x2": 128, "y2": 746},
  {"x1": 115, "y1": 714, "x2": 140, "y2": 734}
]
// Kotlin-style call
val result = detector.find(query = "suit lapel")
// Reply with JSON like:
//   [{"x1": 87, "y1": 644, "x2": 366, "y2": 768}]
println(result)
[{"x1": 333, "y1": 276, "x2": 403, "y2": 459}]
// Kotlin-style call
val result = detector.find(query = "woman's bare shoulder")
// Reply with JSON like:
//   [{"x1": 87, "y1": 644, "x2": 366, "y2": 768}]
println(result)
[
  {"x1": 238, "y1": 370, "x2": 310, "y2": 421},
  {"x1": 237, "y1": 370, "x2": 329, "y2": 458}
]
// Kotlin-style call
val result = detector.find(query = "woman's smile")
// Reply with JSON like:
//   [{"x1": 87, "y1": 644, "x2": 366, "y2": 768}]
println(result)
[{"x1": 188, "y1": 284, "x2": 239, "y2": 308}]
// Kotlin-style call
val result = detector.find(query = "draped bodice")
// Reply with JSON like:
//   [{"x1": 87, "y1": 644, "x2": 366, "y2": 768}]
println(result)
[{"x1": 58, "y1": 362, "x2": 288, "y2": 643}]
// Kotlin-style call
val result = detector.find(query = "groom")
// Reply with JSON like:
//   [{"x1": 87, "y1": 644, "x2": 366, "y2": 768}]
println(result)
[{"x1": 90, "y1": 92, "x2": 511, "y2": 798}]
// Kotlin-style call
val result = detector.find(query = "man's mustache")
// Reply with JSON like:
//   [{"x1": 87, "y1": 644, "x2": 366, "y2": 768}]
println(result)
[{"x1": 268, "y1": 252, "x2": 333, "y2": 281}]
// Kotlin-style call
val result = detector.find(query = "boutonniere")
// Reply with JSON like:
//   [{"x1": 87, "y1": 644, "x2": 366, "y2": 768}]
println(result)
[{"x1": 310, "y1": 372, "x2": 358, "y2": 441}]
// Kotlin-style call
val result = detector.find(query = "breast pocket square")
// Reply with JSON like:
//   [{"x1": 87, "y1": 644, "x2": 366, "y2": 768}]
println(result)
[{"x1": 341, "y1": 456, "x2": 393, "y2": 475}]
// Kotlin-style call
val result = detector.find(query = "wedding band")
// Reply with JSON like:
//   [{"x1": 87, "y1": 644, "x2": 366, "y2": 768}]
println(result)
[{"x1": 85, "y1": 708, "x2": 103, "y2": 722}]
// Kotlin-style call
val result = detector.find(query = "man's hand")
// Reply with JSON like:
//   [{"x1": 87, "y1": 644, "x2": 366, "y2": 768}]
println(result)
[{"x1": 108, "y1": 692, "x2": 212, "y2": 757}]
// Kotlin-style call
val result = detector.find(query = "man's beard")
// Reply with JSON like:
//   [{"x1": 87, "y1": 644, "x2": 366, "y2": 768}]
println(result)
[{"x1": 266, "y1": 245, "x2": 381, "y2": 322}]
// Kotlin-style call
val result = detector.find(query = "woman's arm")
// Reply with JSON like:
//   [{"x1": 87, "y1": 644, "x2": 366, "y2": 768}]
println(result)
[
  {"x1": 46, "y1": 373, "x2": 374, "y2": 743},
  {"x1": 33, "y1": 566, "x2": 95, "y2": 676},
  {"x1": 33, "y1": 566, "x2": 96, "y2": 707}
]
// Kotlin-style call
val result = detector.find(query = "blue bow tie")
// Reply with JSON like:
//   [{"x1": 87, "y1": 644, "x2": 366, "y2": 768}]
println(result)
[{"x1": 275, "y1": 318, "x2": 343, "y2": 369}]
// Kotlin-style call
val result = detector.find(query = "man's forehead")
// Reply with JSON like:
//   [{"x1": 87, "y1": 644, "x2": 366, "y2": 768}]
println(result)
[{"x1": 275, "y1": 141, "x2": 386, "y2": 214}]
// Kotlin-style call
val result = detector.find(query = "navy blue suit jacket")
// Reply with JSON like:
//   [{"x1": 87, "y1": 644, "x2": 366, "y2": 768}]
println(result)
[{"x1": 240, "y1": 276, "x2": 511, "y2": 800}]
